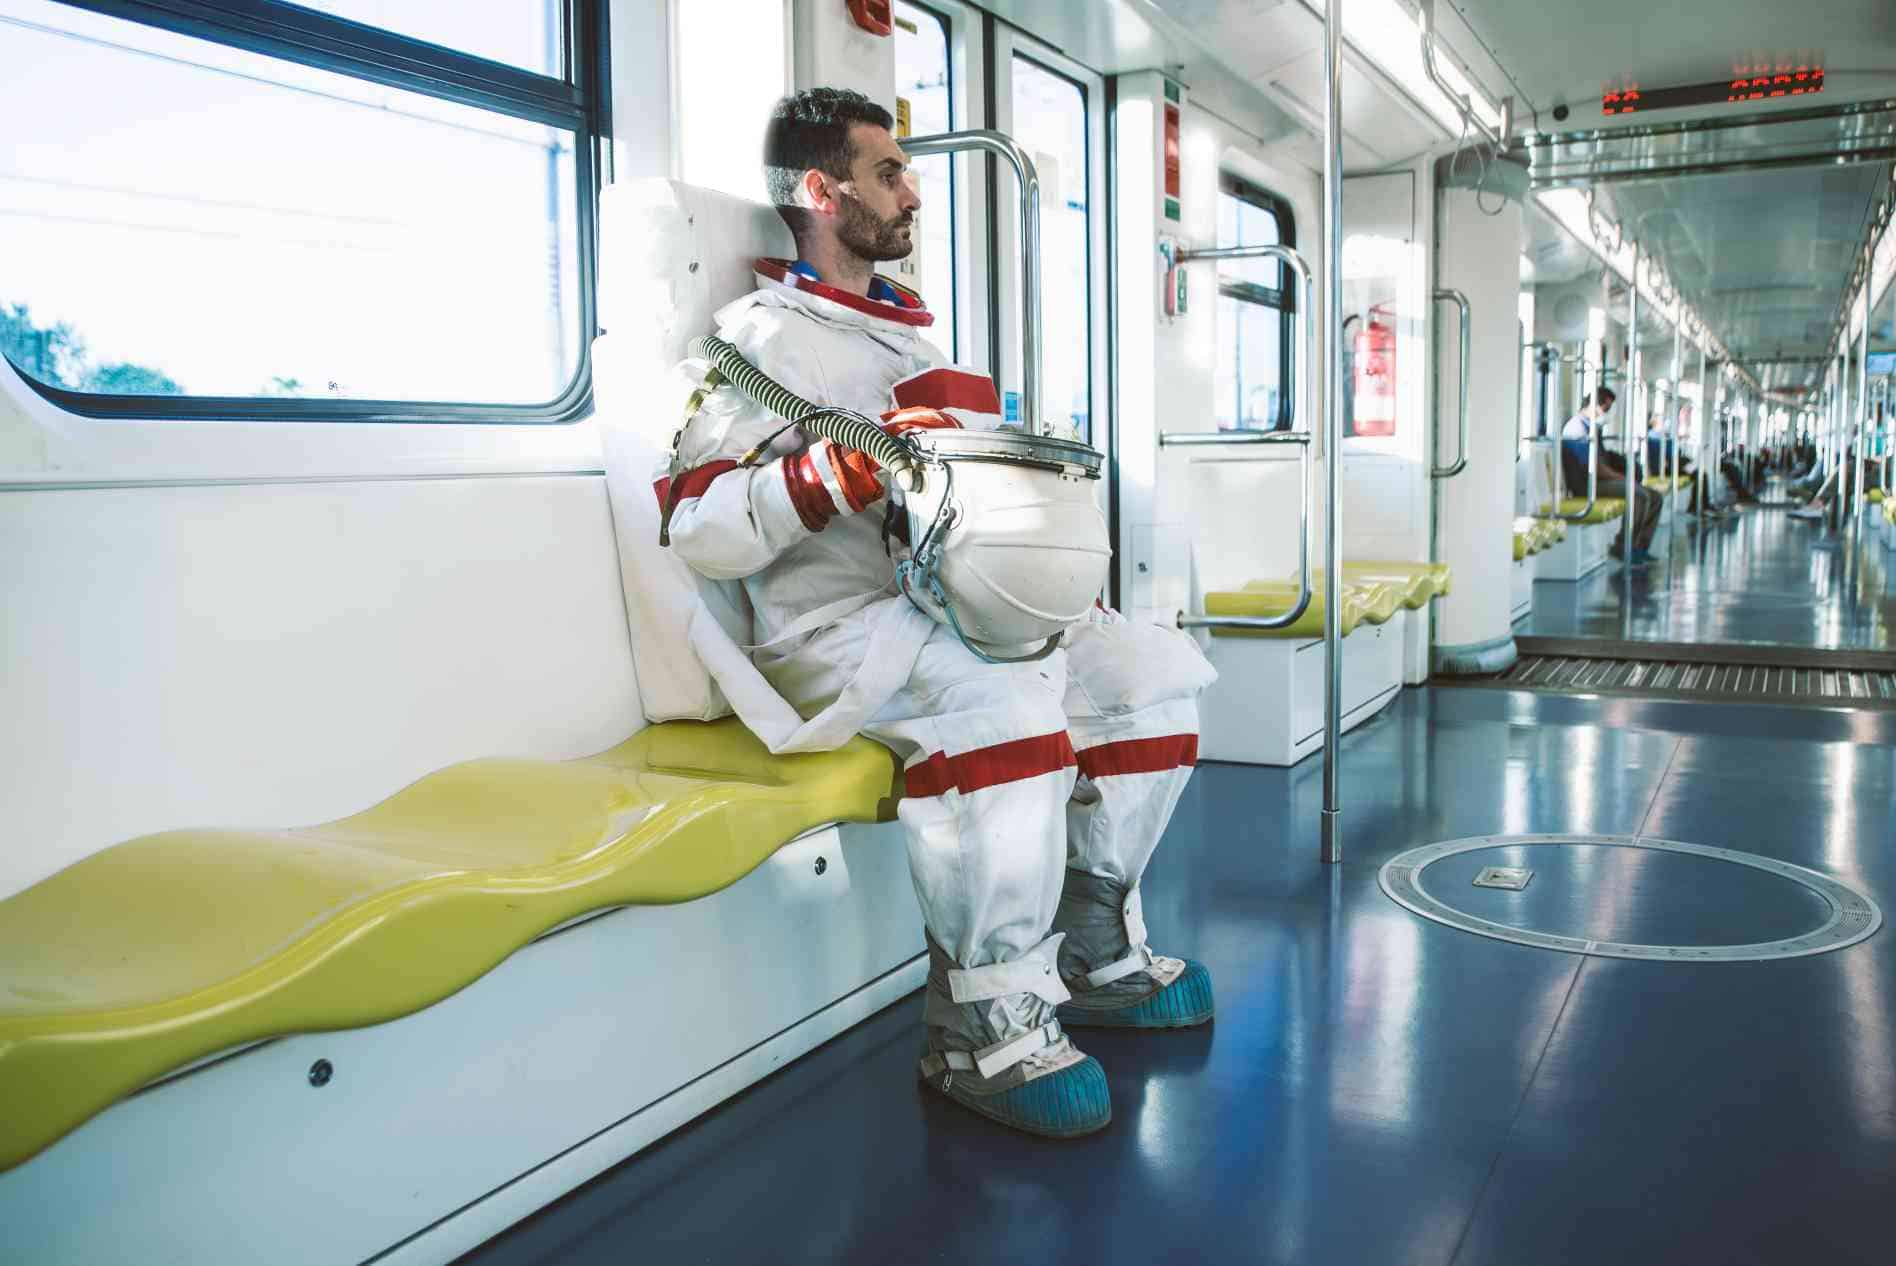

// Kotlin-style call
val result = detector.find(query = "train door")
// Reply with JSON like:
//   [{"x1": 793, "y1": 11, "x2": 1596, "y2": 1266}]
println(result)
[{"x1": 988, "y1": 29, "x2": 1108, "y2": 447}]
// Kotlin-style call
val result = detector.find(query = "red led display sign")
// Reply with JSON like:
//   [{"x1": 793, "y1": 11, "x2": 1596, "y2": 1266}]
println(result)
[{"x1": 1603, "y1": 65, "x2": 1824, "y2": 116}]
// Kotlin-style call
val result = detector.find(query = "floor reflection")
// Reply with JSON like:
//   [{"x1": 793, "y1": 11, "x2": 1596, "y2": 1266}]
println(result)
[{"x1": 1521, "y1": 502, "x2": 1896, "y2": 650}]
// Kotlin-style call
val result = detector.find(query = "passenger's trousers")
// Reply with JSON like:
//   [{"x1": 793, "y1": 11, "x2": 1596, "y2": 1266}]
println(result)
[
  {"x1": 859, "y1": 617, "x2": 1212, "y2": 972},
  {"x1": 1596, "y1": 475, "x2": 1662, "y2": 550}
]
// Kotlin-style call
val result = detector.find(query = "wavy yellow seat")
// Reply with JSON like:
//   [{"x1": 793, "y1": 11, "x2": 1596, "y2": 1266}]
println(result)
[
  {"x1": 1539, "y1": 497, "x2": 1626, "y2": 525},
  {"x1": 1642, "y1": 476, "x2": 1673, "y2": 495},
  {"x1": 1203, "y1": 576, "x2": 1394, "y2": 638},
  {"x1": 1870, "y1": 487, "x2": 1885, "y2": 504},
  {"x1": 1339, "y1": 560, "x2": 1452, "y2": 608},
  {"x1": 1536, "y1": 517, "x2": 1569, "y2": 543},
  {"x1": 0, "y1": 719, "x2": 900, "y2": 1172}
]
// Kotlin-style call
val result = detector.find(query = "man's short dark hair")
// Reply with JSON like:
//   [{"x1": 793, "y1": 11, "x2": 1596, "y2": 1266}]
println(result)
[
  {"x1": 763, "y1": 88, "x2": 895, "y2": 243},
  {"x1": 1594, "y1": 386, "x2": 1618, "y2": 408}
]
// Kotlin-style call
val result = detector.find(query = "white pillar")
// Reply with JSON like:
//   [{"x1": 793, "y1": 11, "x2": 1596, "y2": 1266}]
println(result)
[{"x1": 1432, "y1": 184, "x2": 1523, "y2": 674}]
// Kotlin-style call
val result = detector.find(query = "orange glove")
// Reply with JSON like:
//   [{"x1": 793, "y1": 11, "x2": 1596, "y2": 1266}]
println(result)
[
  {"x1": 880, "y1": 405, "x2": 963, "y2": 437},
  {"x1": 830, "y1": 442, "x2": 885, "y2": 512}
]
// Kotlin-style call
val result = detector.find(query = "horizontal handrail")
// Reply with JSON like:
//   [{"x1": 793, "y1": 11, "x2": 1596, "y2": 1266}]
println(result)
[{"x1": 1159, "y1": 430, "x2": 1309, "y2": 448}]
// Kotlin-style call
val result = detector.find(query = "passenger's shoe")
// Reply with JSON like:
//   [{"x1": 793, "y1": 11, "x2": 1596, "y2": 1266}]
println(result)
[
  {"x1": 1789, "y1": 505, "x2": 1826, "y2": 520},
  {"x1": 1628, "y1": 548, "x2": 1655, "y2": 566},
  {"x1": 917, "y1": 934, "x2": 1112, "y2": 1139},
  {"x1": 1052, "y1": 870, "x2": 1215, "y2": 1030}
]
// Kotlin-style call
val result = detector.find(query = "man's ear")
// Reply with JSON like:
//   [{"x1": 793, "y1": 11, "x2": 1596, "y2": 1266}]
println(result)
[{"x1": 799, "y1": 168, "x2": 836, "y2": 219}]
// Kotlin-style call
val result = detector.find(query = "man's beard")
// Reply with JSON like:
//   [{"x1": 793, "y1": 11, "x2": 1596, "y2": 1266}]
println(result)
[{"x1": 837, "y1": 193, "x2": 914, "y2": 263}]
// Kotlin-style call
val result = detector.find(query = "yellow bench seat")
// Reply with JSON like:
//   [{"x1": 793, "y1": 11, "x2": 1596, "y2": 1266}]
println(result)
[
  {"x1": 0, "y1": 719, "x2": 900, "y2": 1171},
  {"x1": 1539, "y1": 497, "x2": 1627, "y2": 525},
  {"x1": 1203, "y1": 575, "x2": 1403, "y2": 638},
  {"x1": 1339, "y1": 560, "x2": 1452, "y2": 608}
]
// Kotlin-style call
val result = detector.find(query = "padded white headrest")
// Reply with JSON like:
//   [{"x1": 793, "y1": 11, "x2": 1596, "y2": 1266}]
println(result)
[{"x1": 593, "y1": 180, "x2": 794, "y2": 723}]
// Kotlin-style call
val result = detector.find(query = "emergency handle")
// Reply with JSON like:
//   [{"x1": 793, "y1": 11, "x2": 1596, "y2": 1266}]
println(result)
[{"x1": 1432, "y1": 288, "x2": 1470, "y2": 479}]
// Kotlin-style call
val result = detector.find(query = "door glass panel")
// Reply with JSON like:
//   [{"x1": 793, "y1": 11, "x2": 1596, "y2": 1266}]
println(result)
[
  {"x1": 1009, "y1": 55, "x2": 1089, "y2": 439},
  {"x1": 893, "y1": 2, "x2": 956, "y2": 360}
]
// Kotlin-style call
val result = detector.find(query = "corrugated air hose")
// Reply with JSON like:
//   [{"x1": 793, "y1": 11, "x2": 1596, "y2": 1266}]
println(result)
[{"x1": 687, "y1": 335, "x2": 924, "y2": 493}]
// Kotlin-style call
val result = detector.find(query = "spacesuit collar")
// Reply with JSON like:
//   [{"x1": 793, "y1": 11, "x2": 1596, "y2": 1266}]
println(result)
[{"x1": 753, "y1": 258, "x2": 934, "y2": 329}]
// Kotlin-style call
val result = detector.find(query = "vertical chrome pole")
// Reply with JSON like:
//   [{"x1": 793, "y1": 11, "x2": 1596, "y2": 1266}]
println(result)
[
  {"x1": 1695, "y1": 343, "x2": 1709, "y2": 517},
  {"x1": 1667, "y1": 319, "x2": 1681, "y2": 588},
  {"x1": 1319, "y1": 0, "x2": 1344, "y2": 866},
  {"x1": 1833, "y1": 353, "x2": 1847, "y2": 533},
  {"x1": 1625, "y1": 249, "x2": 1640, "y2": 620},
  {"x1": 1856, "y1": 288, "x2": 1871, "y2": 540}
]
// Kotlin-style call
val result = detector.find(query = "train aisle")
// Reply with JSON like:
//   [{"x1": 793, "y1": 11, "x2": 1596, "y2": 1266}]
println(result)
[
  {"x1": 461, "y1": 690, "x2": 1896, "y2": 1266},
  {"x1": 1523, "y1": 505, "x2": 1896, "y2": 649}
]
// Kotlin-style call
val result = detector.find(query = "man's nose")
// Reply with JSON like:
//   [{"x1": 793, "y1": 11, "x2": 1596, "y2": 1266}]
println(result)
[{"x1": 900, "y1": 178, "x2": 922, "y2": 213}]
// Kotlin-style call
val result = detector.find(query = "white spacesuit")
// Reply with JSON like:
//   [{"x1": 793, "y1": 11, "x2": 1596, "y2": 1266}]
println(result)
[{"x1": 664, "y1": 259, "x2": 1216, "y2": 1137}]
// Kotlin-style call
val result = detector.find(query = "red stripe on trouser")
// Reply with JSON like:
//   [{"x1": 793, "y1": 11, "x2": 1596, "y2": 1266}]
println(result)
[
  {"x1": 904, "y1": 732, "x2": 1078, "y2": 798},
  {"x1": 1073, "y1": 734, "x2": 1198, "y2": 779}
]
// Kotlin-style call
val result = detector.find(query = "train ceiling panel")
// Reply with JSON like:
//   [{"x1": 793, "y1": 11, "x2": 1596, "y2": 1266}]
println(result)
[
  {"x1": 1450, "y1": 0, "x2": 1896, "y2": 127},
  {"x1": 1596, "y1": 164, "x2": 1891, "y2": 385}
]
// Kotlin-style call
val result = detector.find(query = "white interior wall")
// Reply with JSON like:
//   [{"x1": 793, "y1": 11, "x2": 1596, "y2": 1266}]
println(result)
[
  {"x1": 1432, "y1": 182, "x2": 1524, "y2": 668},
  {"x1": 1118, "y1": 73, "x2": 1325, "y2": 621},
  {"x1": 0, "y1": 476, "x2": 642, "y2": 899}
]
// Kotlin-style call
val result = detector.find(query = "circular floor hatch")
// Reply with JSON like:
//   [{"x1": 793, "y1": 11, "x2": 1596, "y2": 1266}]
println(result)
[{"x1": 1379, "y1": 834, "x2": 1882, "y2": 962}]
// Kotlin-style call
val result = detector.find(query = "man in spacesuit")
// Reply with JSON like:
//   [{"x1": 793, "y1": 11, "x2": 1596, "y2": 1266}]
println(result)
[{"x1": 661, "y1": 88, "x2": 1216, "y2": 1139}]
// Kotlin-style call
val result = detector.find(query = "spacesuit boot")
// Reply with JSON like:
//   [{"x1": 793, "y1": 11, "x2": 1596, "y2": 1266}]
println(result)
[
  {"x1": 916, "y1": 933, "x2": 1111, "y2": 1139},
  {"x1": 1052, "y1": 870, "x2": 1214, "y2": 1029}
]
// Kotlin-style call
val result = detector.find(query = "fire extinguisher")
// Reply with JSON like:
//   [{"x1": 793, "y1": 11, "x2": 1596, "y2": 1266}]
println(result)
[{"x1": 1351, "y1": 302, "x2": 1398, "y2": 437}]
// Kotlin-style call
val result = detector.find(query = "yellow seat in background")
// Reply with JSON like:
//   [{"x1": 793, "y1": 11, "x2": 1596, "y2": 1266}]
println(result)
[
  {"x1": 0, "y1": 718, "x2": 901, "y2": 1172},
  {"x1": 1339, "y1": 560, "x2": 1452, "y2": 608},
  {"x1": 1203, "y1": 575, "x2": 1395, "y2": 638}
]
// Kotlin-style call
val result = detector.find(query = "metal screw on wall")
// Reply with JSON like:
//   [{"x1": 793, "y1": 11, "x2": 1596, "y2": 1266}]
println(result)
[
  {"x1": 813, "y1": 857, "x2": 827, "y2": 876},
  {"x1": 308, "y1": 1059, "x2": 333, "y2": 1087}
]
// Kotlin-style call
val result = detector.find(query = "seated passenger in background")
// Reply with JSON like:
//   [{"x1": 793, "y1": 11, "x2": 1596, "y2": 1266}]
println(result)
[
  {"x1": 661, "y1": 88, "x2": 1217, "y2": 1140},
  {"x1": 1563, "y1": 387, "x2": 1661, "y2": 564}
]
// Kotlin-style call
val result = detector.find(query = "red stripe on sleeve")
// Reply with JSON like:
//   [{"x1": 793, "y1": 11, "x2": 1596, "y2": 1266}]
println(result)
[
  {"x1": 891, "y1": 367, "x2": 1003, "y2": 415},
  {"x1": 1074, "y1": 734, "x2": 1198, "y2": 780},
  {"x1": 652, "y1": 459, "x2": 739, "y2": 508},
  {"x1": 782, "y1": 449, "x2": 836, "y2": 533},
  {"x1": 904, "y1": 732, "x2": 1078, "y2": 798}
]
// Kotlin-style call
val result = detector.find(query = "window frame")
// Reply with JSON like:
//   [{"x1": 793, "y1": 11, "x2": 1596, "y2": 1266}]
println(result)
[
  {"x1": 7, "y1": 0, "x2": 609, "y2": 425},
  {"x1": 1215, "y1": 172, "x2": 1297, "y2": 433},
  {"x1": 892, "y1": 0, "x2": 959, "y2": 361}
]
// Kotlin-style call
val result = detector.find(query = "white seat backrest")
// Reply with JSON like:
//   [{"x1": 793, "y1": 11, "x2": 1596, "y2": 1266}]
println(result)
[{"x1": 592, "y1": 180, "x2": 794, "y2": 722}]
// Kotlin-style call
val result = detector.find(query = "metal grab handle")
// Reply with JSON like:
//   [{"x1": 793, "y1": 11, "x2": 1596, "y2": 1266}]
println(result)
[
  {"x1": 904, "y1": 129, "x2": 1041, "y2": 435},
  {"x1": 1165, "y1": 242, "x2": 1319, "y2": 631},
  {"x1": 1170, "y1": 433, "x2": 1314, "y2": 632},
  {"x1": 1419, "y1": 0, "x2": 1503, "y2": 148},
  {"x1": 1432, "y1": 288, "x2": 1470, "y2": 478},
  {"x1": 1555, "y1": 356, "x2": 1601, "y2": 521}
]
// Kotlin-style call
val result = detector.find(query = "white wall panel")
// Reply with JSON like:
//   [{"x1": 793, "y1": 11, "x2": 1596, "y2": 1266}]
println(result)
[{"x1": 0, "y1": 475, "x2": 642, "y2": 898}]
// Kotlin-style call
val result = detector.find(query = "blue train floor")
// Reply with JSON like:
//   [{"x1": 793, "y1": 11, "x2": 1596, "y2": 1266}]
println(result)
[
  {"x1": 460, "y1": 688, "x2": 1896, "y2": 1266},
  {"x1": 1521, "y1": 501, "x2": 1896, "y2": 649}
]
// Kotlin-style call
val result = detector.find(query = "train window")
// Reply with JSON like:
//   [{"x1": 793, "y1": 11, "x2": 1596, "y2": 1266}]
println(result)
[
  {"x1": 0, "y1": 0, "x2": 599, "y2": 421},
  {"x1": 675, "y1": 0, "x2": 788, "y2": 206},
  {"x1": 893, "y1": 1, "x2": 957, "y2": 361},
  {"x1": 293, "y1": 1, "x2": 562, "y2": 76},
  {"x1": 1009, "y1": 55, "x2": 1092, "y2": 439},
  {"x1": 1214, "y1": 175, "x2": 1296, "y2": 432}
]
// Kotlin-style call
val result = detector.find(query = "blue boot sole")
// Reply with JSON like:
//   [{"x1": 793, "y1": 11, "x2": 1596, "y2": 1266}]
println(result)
[
  {"x1": 1058, "y1": 959, "x2": 1215, "y2": 1029},
  {"x1": 924, "y1": 1055, "x2": 1112, "y2": 1138}
]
